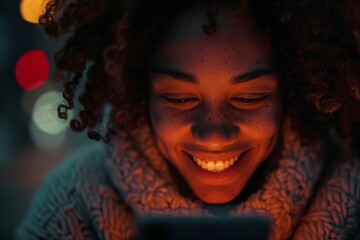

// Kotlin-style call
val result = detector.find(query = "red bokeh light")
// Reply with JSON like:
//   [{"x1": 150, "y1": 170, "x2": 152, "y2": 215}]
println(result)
[{"x1": 15, "y1": 50, "x2": 50, "y2": 90}]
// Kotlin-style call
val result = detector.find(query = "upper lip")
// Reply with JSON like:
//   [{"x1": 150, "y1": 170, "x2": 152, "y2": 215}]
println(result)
[{"x1": 184, "y1": 149, "x2": 247, "y2": 161}]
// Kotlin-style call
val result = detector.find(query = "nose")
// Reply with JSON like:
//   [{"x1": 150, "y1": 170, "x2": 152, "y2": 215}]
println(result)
[{"x1": 191, "y1": 122, "x2": 240, "y2": 149}]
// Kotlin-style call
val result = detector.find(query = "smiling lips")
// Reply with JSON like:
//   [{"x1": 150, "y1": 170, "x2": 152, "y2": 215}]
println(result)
[{"x1": 192, "y1": 155, "x2": 241, "y2": 172}]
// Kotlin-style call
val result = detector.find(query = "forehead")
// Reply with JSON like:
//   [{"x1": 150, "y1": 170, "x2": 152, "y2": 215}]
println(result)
[
  {"x1": 153, "y1": 3, "x2": 272, "y2": 71},
  {"x1": 166, "y1": 3, "x2": 251, "y2": 41}
]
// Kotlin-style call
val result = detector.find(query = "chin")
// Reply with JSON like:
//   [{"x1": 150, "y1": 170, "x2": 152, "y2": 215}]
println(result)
[{"x1": 192, "y1": 185, "x2": 243, "y2": 204}]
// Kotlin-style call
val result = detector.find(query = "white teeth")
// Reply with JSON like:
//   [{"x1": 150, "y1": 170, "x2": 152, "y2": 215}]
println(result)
[
  {"x1": 201, "y1": 161, "x2": 207, "y2": 169},
  {"x1": 230, "y1": 158, "x2": 235, "y2": 166},
  {"x1": 207, "y1": 161, "x2": 215, "y2": 171},
  {"x1": 192, "y1": 155, "x2": 240, "y2": 173},
  {"x1": 215, "y1": 161, "x2": 224, "y2": 171}
]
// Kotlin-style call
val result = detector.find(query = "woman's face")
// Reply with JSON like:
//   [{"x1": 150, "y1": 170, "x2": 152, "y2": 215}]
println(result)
[{"x1": 148, "y1": 4, "x2": 282, "y2": 204}]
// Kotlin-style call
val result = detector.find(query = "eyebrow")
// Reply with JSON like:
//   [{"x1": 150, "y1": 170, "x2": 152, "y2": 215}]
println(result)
[
  {"x1": 151, "y1": 67, "x2": 276, "y2": 84},
  {"x1": 152, "y1": 67, "x2": 197, "y2": 84}
]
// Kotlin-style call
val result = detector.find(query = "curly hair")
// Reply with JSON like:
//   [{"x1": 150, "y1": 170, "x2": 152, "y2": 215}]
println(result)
[{"x1": 39, "y1": 0, "x2": 360, "y2": 152}]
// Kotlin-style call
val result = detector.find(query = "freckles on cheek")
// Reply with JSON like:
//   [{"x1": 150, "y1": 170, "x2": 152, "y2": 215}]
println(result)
[
  {"x1": 150, "y1": 105, "x2": 183, "y2": 139},
  {"x1": 238, "y1": 105, "x2": 281, "y2": 138}
]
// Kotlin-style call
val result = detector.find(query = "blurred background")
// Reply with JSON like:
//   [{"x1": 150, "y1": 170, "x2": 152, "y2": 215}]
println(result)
[{"x1": 0, "y1": 1, "x2": 93, "y2": 239}]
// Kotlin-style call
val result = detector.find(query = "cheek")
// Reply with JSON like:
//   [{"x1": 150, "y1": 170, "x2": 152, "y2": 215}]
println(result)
[
  {"x1": 148, "y1": 100, "x2": 192, "y2": 159},
  {"x1": 149, "y1": 103, "x2": 173, "y2": 145},
  {"x1": 234, "y1": 99, "x2": 282, "y2": 141}
]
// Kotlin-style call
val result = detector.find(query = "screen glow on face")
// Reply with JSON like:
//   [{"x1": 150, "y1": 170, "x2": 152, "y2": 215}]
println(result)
[{"x1": 148, "y1": 4, "x2": 282, "y2": 204}]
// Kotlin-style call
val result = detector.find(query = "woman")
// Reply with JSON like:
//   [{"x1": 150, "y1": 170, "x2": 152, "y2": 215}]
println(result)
[{"x1": 17, "y1": 0, "x2": 360, "y2": 239}]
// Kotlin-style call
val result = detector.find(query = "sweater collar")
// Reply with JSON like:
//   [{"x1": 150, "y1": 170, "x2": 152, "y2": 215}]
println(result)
[{"x1": 106, "y1": 119, "x2": 326, "y2": 239}]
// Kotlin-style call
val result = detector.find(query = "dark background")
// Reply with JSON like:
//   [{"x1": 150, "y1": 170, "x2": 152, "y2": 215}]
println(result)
[{"x1": 0, "y1": 1, "x2": 93, "y2": 239}]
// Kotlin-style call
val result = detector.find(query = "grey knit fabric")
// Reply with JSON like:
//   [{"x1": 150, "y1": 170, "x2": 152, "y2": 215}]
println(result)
[
  {"x1": 17, "y1": 144, "x2": 134, "y2": 240},
  {"x1": 16, "y1": 124, "x2": 360, "y2": 239}
]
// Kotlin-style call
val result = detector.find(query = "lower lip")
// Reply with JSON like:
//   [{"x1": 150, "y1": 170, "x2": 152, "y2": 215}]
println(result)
[{"x1": 183, "y1": 150, "x2": 250, "y2": 184}]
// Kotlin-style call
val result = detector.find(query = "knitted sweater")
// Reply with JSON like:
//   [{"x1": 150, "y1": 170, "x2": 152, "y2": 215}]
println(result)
[
  {"x1": 17, "y1": 123, "x2": 360, "y2": 240},
  {"x1": 17, "y1": 143, "x2": 135, "y2": 240}
]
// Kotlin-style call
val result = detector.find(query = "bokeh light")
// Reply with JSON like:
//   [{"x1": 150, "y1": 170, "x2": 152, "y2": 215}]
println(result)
[
  {"x1": 20, "y1": 0, "x2": 47, "y2": 24},
  {"x1": 15, "y1": 50, "x2": 50, "y2": 90},
  {"x1": 22, "y1": 81, "x2": 57, "y2": 116},
  {"x1": 31, "y1": 91, "x2": 72, "y2": 135}
]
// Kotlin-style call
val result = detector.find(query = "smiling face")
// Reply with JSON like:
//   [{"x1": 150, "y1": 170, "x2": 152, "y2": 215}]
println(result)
[{"x1": 148, "y1": 3, "x2": 282, "y2": 204}]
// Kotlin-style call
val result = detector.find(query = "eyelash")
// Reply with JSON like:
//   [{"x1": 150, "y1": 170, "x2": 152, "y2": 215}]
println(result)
[
  {"x1": 231, "y1": 95, "x2": 269, "y2": 104},
  {"x1": 162, "y1": 95, "x2": 269, "y2": 105},
  {"x1": 161, "y1": 95, "x2": 198, "y2": 104}
]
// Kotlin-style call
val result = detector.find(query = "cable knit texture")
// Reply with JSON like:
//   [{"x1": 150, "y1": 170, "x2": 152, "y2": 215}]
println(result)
[{"x1": 17, "y1": 121, "x2": 360, "y2": 240}]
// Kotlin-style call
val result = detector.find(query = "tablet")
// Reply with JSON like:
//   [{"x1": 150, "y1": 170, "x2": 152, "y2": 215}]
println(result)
[{"x1": 132, "y1": 215, "x2": 269, "y2": 240}]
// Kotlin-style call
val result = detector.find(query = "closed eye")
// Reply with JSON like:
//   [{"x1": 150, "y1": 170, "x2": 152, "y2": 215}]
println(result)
[
  {"x1": 161, "y1": 95, "x2": 199, "y2": 104},
  {"x1": 231, "y1": 95, "x2": 269, "y2": 104}
]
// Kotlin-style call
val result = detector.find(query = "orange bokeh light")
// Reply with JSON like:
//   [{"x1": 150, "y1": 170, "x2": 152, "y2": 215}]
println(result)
[{"x1": 20, "y1": 0, "x2": 47, "y2": 24}]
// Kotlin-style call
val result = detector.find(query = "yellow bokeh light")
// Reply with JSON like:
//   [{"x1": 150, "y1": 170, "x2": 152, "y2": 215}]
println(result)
[{"x1": 20, "y1": 0, "x2": 48, "y2": 24}]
